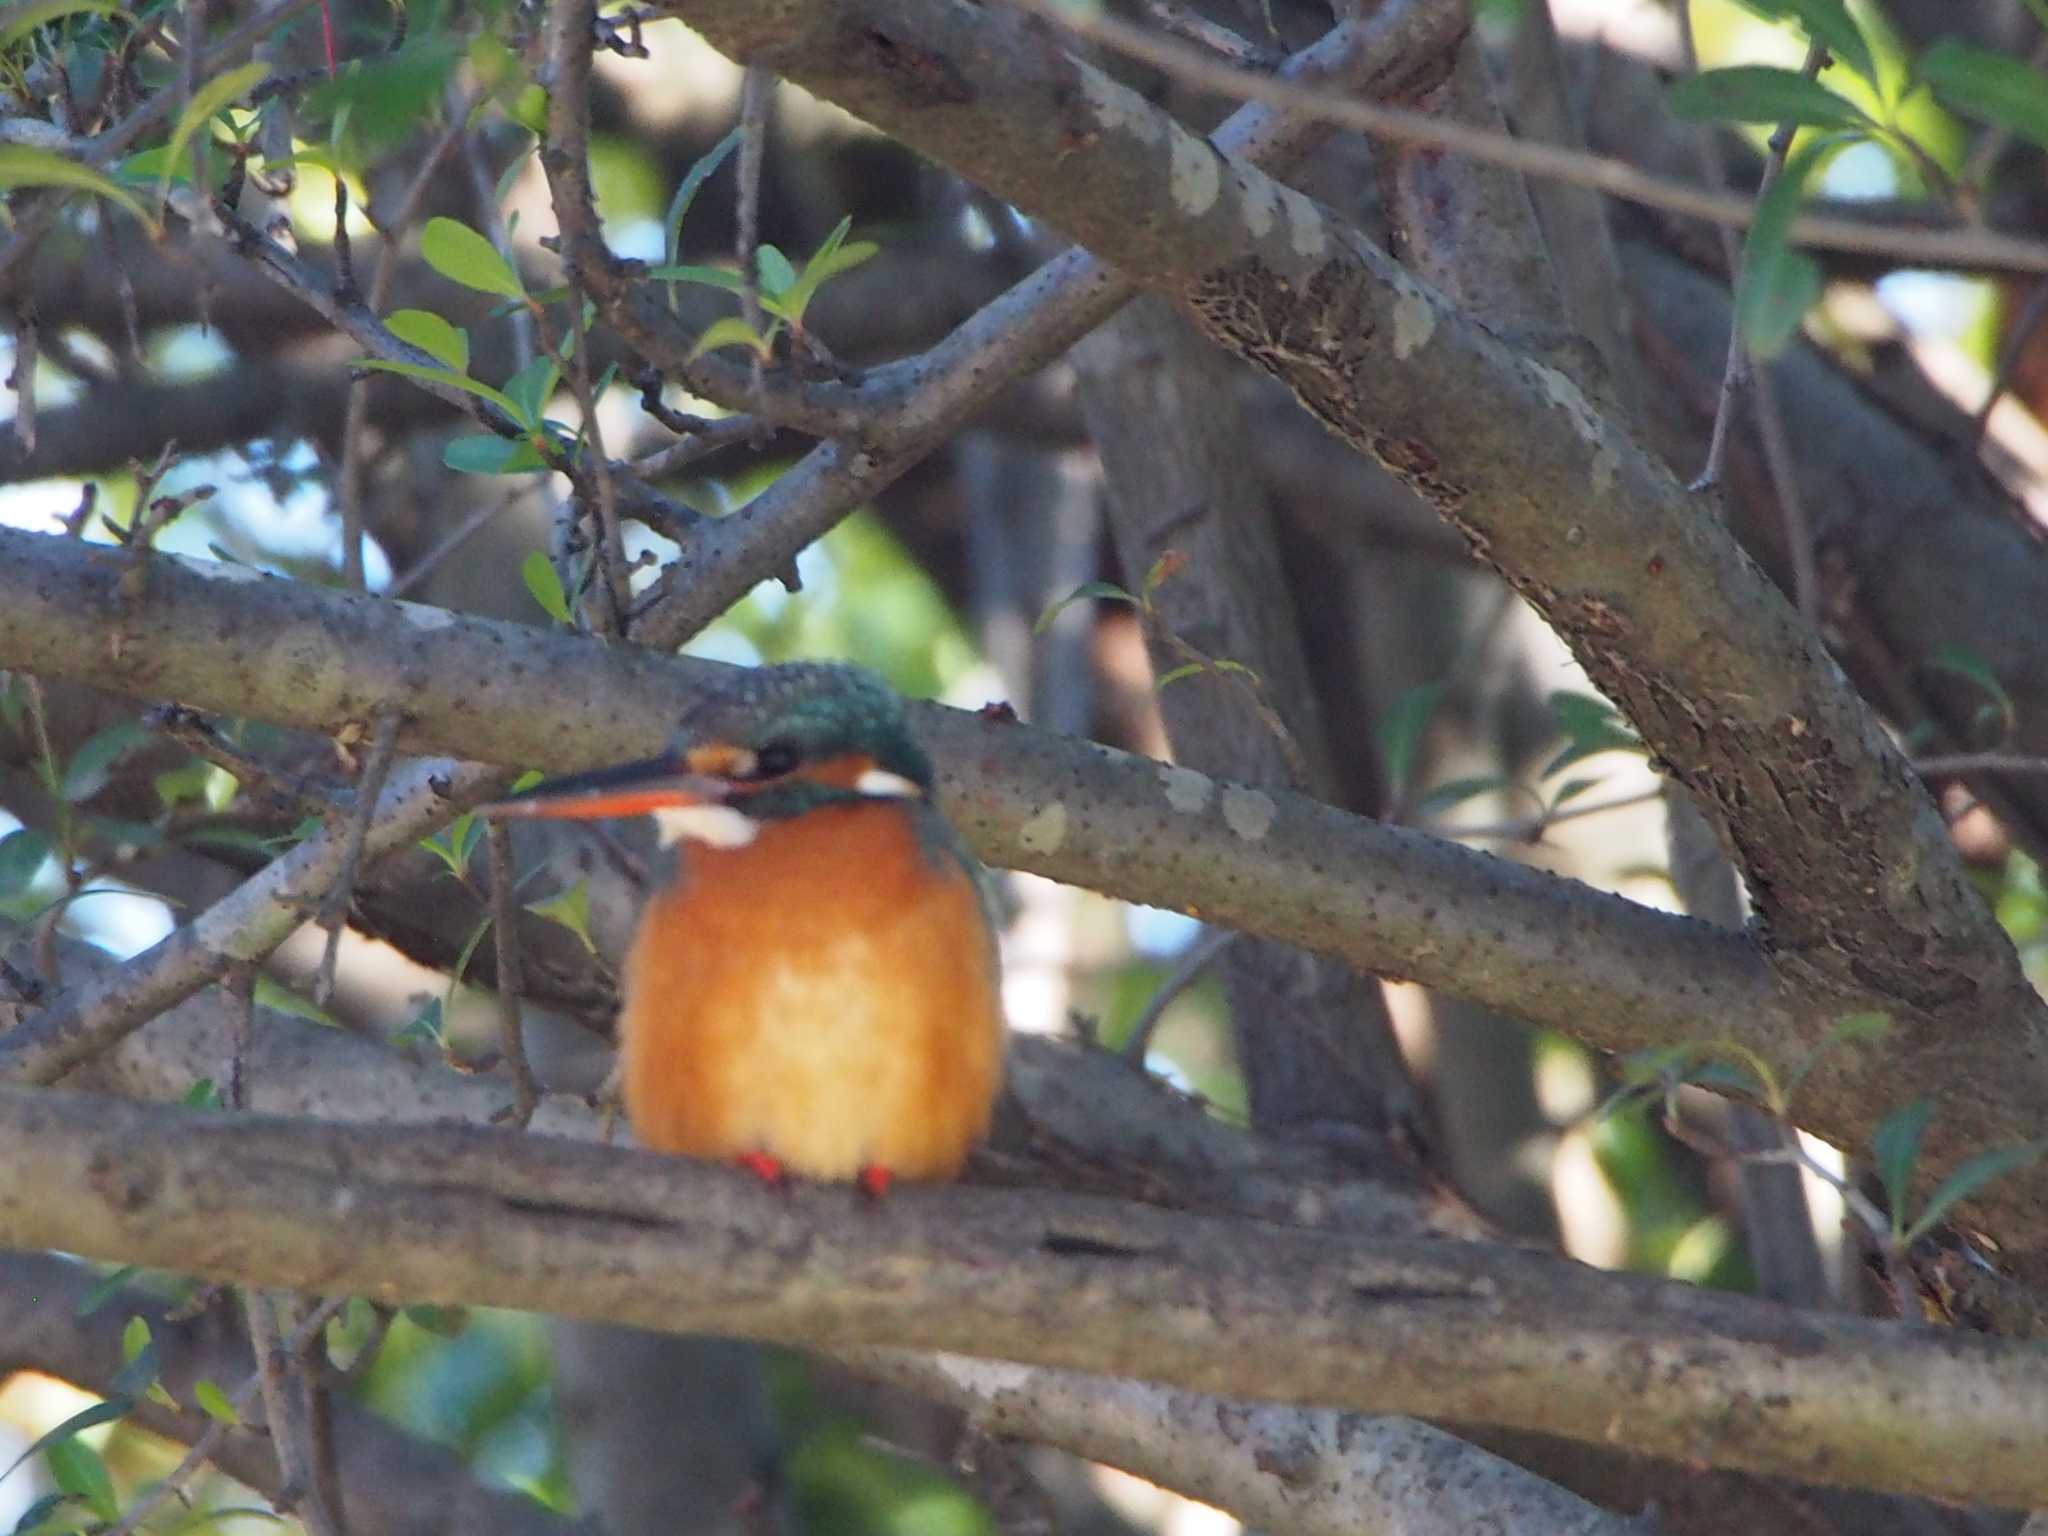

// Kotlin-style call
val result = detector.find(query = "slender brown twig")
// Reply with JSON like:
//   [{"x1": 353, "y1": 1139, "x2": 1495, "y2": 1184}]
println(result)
[
  {"x1": 1001, "y1": 0, "x2": 2048, "y2": 276},
  {"x1": 483, "y1": 821, "x2": 539, "y2": 1127},
  {"x1": 312, "y1": 708, "x2": 402, "y2": 1006}
]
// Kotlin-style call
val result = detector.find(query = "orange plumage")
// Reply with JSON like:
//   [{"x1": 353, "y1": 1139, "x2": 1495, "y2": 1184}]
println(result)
[{"x1": 621, "y1": 794, "x2": 1002, "y2": 1181}]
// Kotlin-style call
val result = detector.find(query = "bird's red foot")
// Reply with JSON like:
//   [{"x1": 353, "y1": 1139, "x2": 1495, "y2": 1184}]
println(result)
[
  {"x1": 736, "y1": 1152, "x2": 791, "y2": 1191},
  {"x1": 857, "y1": 1165, "x2": 893, "y2": 1202}
]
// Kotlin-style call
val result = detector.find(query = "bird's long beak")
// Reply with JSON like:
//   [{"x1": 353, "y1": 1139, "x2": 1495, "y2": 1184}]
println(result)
[{"x1": 480, "y1": 753, "x2": 732, "y2": 821}]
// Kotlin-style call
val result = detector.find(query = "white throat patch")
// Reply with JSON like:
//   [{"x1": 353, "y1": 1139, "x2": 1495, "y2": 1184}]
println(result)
[
  {"x1": 854, "y1": 767, "x2": 923, "y2": 799},
  {"x1": 651, "y1": 804, "x2": 760, "y2": 849}
]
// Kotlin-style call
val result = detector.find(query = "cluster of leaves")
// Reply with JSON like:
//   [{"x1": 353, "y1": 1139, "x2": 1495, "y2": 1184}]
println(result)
[
  {"x1": 1388, "y1": 688, "x2": 1644, "y2": 831},
  {"x1": 367, "y1": 219, "x2": 585, "y2": 477},
  {"x1": 1609, "y1": 1012, "x2": 2048, "y2": 1254},
  {"x1": 397, "y1": 780, "x2": 596, "y2": 1056},
  {"x1": 1670, "y1": 0, "x2": 2048, "y2": 355}
]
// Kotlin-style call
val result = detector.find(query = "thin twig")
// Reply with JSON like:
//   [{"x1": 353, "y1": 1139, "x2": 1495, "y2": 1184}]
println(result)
[
  {"x1": 1122, "y1": 927, "x2": 1235, "y2": 1063},
  {"x1": 1000, "y1": 0, "x2": 2048, "y2": 277},
  {"x1": 312, "y1": 708, "x2": 402, "y2": 1006},
  {"x1": 8, "y1": 298, "x2": 39, "y2": 455},
  {"x1": 101, "y1": 1296, "x2": 349, "y2": 1536},
  {"x1": 1135, "y1": 0, "x2": 1280, "y2": 67},
  {"x1": 483, "y1": 821, "x2": 539, "y2": 1127},
  {"x1": 736, "y1": 65, "x2": 773, "y2": 403},
  {"x1": 296, "y1": 1300, "x2": 350, "y2": 1536},
  {"x1": 565, "y1": 288, "x2": 633, "y2": 632},
  {"x1": 1971, "y1": 274, "x2": 2048, "y2": 448},
  {"x1": 1685, "y1": 25, "x2": 1828, "y2": 495},
  {"x1": 1434, "y1": 786, "x2": 1665, "y2": 843},
  {"x1": 629, "y1": 407, "x2": 767, "y2": 480},
  {"x1": 242, "y1": 1293, "x2": 311, "y2": 1518},
  {"x1": 384, "y1": 489, "x2": 525, "y2": 598},
  {"x1": 225, "y1": 962, "x2": 255, "y2": 1112},
  {"x1": 1914, "y1": 752, "x2": 2048, "y2": 776},
  {"x1": 144, "y1": 703, "x2": 349, "y2": 815}
]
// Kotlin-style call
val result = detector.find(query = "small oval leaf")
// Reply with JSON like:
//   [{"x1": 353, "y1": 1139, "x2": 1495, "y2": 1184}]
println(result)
[
  {"x1": 420, "y1": 216, "x2": 526, "y2": 300},
  {"x1": 521, "y1": 552, "x2": 571, "y2": 622},
  {"x1": 385, "y1": 308, "x2": 469, "y2": 373}
]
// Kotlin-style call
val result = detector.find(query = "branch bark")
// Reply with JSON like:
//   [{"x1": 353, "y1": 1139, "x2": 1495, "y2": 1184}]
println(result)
[{"x1": 0, "y1": 1084, "x2": 2043, "y2": 1507}]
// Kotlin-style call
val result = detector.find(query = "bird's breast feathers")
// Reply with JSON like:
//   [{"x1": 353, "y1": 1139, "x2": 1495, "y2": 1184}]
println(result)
[{"x1": 619, "y1": 799, "x2": 1004, "y2": 1180}]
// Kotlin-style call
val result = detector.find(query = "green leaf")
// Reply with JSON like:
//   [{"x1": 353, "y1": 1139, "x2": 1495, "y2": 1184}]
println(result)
[
  {"x1": 354, "y1": 357, "x2": 524, "y2": 421},
  {"x1": 521, "y1": 552, "x2": 571, "y2": 622},
  {"x1": 181, "y1": 1077, "x2": 221, "y2": 1108},
  {"x1": 110, "y1": 1335, "x2": 159, "y2": 1399},
  {"x1": 420, "y1": 216, "x2": 526, "y2": 300},
  {"x1": 526, "y1": 879, "x2": 597, "y2": 955},
  {"x1": 1153, "y1": 662, "x2": 1206, "y2": 690},
  {"x1": 1905, "y1": 1140, "x2": 2048, "y2": 1243},
  {"x1": 1413, "y1": 774, "x2": 1509, "y2": 818},
  {"x1": 385, "y1": 308, "x2": 469, "y2": 372},
  {"x1": 770, "y1": 216, "x2": 880, "y2": 326},
  {"x1": 1669, "y1": 66, "x2": 1871, "y2": 129},
  {"x1": 1549, "y1": 775, "x2": 1602, "y2": 809},
  {"x1": 164, "y1": 60, "x2": 269, "y2": 183},
  {"x1": 663, "y1": 125, "x2": 743, "y2": 269},
  {"x1": 44, "y1": 1436, "x2": 115, "y2": 1524},
  {"x1": 1381, "y1": 684, "x2": 1450, "y2": 795},
  {"x1": 1871, "y1": 1098, "x2": 1933, "y2": 1219},
  {"x1": 687, "y1": 315, "x2": 773, "y2": 362},
  {"x1": 0, "y1": 144, "x2": 154, "y2": 226},
  {"x1": 73, "y1": 1266, "x2": 138, "y2": 1317},
  {"x1": 420, "y1": 812, "x2": 482, "y2": 879},
  {"x1": 1920, "y1": 40, "x2": 2048, "y2": 153},
  {"x1": 1924, "y1": 643, "x2": 2015, "y2": 736},
  {"x1": 0, "y1": 1398, "x2": 130, "y2": 1494},
  {"x1": 402, "y1": 1303, "x2": 466, "y2": 1336},
  {"x1": 1727, "y1": 0, "x2": 1875, "y2": 84},
  {"x1": 61, "y1": 720, "x2": 151, "y2": 802},
  {"x1": 1034, "y1": 580, "x2": 1134, "y2": 635},
  {"x1": 193, "y1": 1378, "x2": 240, "y2": 1426},
  {"x1": 120, "y1": 1316, "x2": 150, "y2": 1365},
  {"x1": 1734, "y1": 134, "x2": 1845, "y2": 359},
  {"x1": 0, "y1": 0, "x2": 120, "y2": 51},
  {"x1": 0, "y1": 827, "x2": 50, "y2": 898},
  {"x1": 502, "y1": 356, "x2": 561, "y2": 428},
  {"x1": 394, "y1": 995, "x2": 444, "y2": 1048},
  {"x1": 443, "y1": 434, "x2": 543, "y2": 475},
  {"x1": 644, "y1": 263, "x2": 748, "y2": 292},
  {"x1": 755, "y1": 243, "x2": 797, "y2": 298}
]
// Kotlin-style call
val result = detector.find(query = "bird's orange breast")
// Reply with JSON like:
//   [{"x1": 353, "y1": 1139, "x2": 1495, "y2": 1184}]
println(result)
[{"x1": 618, "y1": 800, "x2": 1004, "y2": 1182}]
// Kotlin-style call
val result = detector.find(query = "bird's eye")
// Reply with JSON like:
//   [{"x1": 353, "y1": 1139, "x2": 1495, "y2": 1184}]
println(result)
[{"x1": 750, "y1": 741, "x2": 801, "y2": 779}]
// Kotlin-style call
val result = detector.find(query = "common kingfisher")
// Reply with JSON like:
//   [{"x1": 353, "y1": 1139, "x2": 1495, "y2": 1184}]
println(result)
[{"x1": 485, "y1": 663, "x2": 1005, "y2": 1196}]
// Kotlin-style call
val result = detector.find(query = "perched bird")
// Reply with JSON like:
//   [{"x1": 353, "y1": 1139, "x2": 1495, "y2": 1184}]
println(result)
[{"x1": 485, "y1": 663, "x2": 1004, "y2": 1196}]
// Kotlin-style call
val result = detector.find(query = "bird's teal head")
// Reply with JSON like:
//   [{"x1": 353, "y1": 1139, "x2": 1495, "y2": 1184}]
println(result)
[{"x1": 481, "y1": 662, "x2": 936, "y2": 846}]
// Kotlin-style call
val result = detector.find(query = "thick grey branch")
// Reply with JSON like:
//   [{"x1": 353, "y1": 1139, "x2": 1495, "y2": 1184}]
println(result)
[
  {"x1": 0, "y1": 1085, "x2": 2044, "y2": 1506},
  {"x1": 0, "y1": 525, "x2": 1799, "y2": 1092}
]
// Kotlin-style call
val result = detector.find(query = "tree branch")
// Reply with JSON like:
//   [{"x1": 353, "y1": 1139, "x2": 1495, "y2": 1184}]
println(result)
[
  {"x1": 0, "y1": 1084, "x2": 2043, "y2": 1506},
  {"x1": 836, "y1": 1349, "x2": 1636, "y2": 1536}
]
